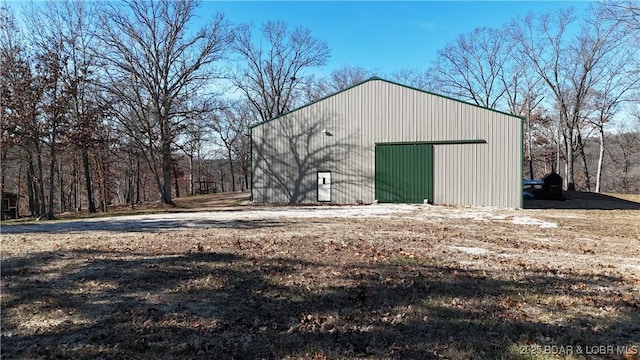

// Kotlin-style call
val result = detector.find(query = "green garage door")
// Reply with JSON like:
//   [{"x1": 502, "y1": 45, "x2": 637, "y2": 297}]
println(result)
[{"x1": 375, "y1": 144, "x2": 433, "y2": 203}]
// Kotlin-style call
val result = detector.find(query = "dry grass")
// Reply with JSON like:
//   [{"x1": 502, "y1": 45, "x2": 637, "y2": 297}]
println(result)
[
  {"x1": 1, "y1": 192, "x2": 250, "y2": 224},
  {"x1": 1, "y1": 193, "x2": 640, "y2": 359},
  {"x1": 610, "y1": 193, "x2": 640, "y2": 203}
]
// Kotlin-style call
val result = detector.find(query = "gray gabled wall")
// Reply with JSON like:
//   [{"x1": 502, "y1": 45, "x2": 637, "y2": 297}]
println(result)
[{"x1": 251, "y1": 78, "x2": 524, "y2": 208}]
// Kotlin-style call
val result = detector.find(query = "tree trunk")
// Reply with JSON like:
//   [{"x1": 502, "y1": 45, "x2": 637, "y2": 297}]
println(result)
[
  {"x1": 26, "y1": 154, "x2": 36, "y2": 216},
  {"x1": 197, "y1": 149, "x2": 202, "y2": 189},
  {"x1": 128, "y1": 154, "x2": 134, "y2": 209},
  {"x1": 101, "y1": 161, "x2": 108, "y2": 212},
  {"x1": 595, "y1": 126, "x2": 605, "y2": 193},
  {"x1": 136, "y1": 157, "x2": 141, "y2": 203},
  {"x1": 48, "y1": 148, "x2": 56, "y2": 219},
  {"x1": 73, "y1": 152, "x2": 79, "y2": 211},
  {"x1": 0, "y1": 153, "x2": 5, "y2": 220},
  {"x1": 151, "y1": 167, "x2": 163, "y2": 202},
  {"x1": 83, "y1": 148, "x2": 96, "y2": 213},
  {"x1": 565, "y1": 126, "x2": 575, "y2": 191},
  {"x1": 0, "y1": 143, "x2": 6, "y2": 206},
  {"x1": 526, "y1": 116, "x2": 534, "y2": 179},
  {"x1": 161, "y1": 139, "x2": 173, "y2": 205},
  {"x1": 189, "y1": 154, "x2": 194, "y2": 196},
  {"x1": 59, "y1": 158, "x2": 64, "y2": 213},
  {"x1": 16, "y1": 159, "x2": 22, "y2": 218},
  {"x1": 95, "y1": 151, "x2": 108, "y2": 212},
  {"x1": 620, "y1": 142, "x2": 631, "y2": 193},
  {"x1": 621, "y1": 159, "x2": 630, "y2": 192},
  {"x1": 228, "y1": 146, "x2": 236, "y2": 192},
  {"x1": 47, "y1": 121, "x2": 57, "y2": 220},
  {"x1": 244, "y1": 167, "x2": 249, "y2": 193},
  {"x1": 556, "y1": 117, "x2": 562, "y2": 177},
  {"x1": 35, "y1": 143, "x2": 46, "y2": 217},
  {"x1": 173, "y1": 162, "x2": 180, "y2": 198},
  {"x1": 577, "y1": 132, "x2": 591, "y2": 191}
]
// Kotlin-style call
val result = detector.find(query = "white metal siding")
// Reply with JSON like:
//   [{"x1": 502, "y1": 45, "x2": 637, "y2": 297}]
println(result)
[{"x1": 252, "y1": 79, "x2": 523, "y2": 208}]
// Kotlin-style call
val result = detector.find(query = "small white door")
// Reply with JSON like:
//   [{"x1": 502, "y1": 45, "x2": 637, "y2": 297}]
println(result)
[{"x1": 318, "y1": 172, "x2": 331, "y2": 202}]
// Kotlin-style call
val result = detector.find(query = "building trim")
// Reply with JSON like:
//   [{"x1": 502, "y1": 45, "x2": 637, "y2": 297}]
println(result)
[{"x1": 375, "y1": 139, "x2": 487, "y2": 146}]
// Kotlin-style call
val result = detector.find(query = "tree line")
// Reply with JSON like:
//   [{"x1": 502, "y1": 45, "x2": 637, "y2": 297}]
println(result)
[{"x1": 1, "y1": 0, "x2": 639, "y2": 219}]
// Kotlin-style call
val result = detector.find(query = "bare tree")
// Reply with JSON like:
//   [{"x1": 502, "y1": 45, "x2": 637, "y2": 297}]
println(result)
[
  {"x1": 326, "y1": 65, "x2": 375, "y2": 92},
  {"x1": 29, "y1": 0, "x2": 103, "y2": 213},
  {"x1": 296, "y1": 74, "x2": 330, "y2": 103},
  {"x1": 2, "y1": 6, "x2": 42, "y2": 218},
  {"x1": 232, "y1": 20, "x2": 330, "y2": 123},
  {"x1": 502, "y1": 57, "x2": 547, "y2": 178},
  {"x1": 175, "y1": 111, "x2": 210, "y2": 196},
  {"x1": 1, "y1": 5, "x2": 19, "y2": 200},
  {"x1": 209, "y1": 102, "x2": 239, "y2": 192},
  {"x1": 38, "y1": 48, "x2": 74, "y2": 219},
  {"x1": 0, "y1": 4, "x2": 43, "y2": 216},
  {"x1": 608, "y1": 120, "x2": 640, "y2": 193},
  {"x1": 301, "y1": 65, "x2": 377, "y2": 101},
  {"x1": 97, "y1": 0, "x2": 230, "y2": 205},
  {"x1": 227, "y1": 101, "x2": 255, "y2": 191},
  {"x1": 582, "y1": 16, "x2": 639, "y2": 193},
  {"x1": 426, "y1": 26, "x2": 513, "y2": 109},
  {"x1": 511, "y1": 8, "x2": 627, "y2": 191},
  {"x1": 62, "y1": 0, "x2": 103, "y2": 213},
  {"x1": 390, "y1": 68, "x2": 430, "y2": 90},
  {"x1": 22, "y1": 0, "x2": 92, "y2": 219},
  {"x1": 16, "y1": 0, "x2": 114, "y2": 218},
  {"x1": 600, "y1": 0, "x2": 640, "y2": 34}
]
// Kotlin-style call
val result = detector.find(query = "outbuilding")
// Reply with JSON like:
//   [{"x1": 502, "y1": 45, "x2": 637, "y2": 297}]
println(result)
[
  {"x1": 2, "y1": 191, "x2": 19, "y2": 220},
  {"x1": 250, "y1": 77, "x2": 524, "y2": 208}
]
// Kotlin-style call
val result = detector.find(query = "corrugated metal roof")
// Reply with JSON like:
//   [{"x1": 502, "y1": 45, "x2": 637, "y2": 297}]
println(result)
[{"x1": 250, "y1": 77, "x2": 524, "y2": 129}]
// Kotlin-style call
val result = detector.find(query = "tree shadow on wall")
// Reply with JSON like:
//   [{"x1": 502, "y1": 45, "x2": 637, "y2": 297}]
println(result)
[{"x1": 252, "y1": 111, "x2": 371, "y2": 203}]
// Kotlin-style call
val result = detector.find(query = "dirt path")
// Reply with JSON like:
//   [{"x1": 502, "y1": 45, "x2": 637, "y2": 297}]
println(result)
[
  {"x1": 1, "y1": 204, "x2": 560, "y2": 234},
  {"x1": 0, "y1": 205, "x2": 416, "y2": 234}
]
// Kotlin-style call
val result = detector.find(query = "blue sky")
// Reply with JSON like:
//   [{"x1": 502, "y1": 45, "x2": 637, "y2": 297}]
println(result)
[
  {"x1": 199, "y1": 1, "x2": 592, "y2": 76},
  {"x1": 6, "y1": 0, "x2": 591, "y2": 76}
]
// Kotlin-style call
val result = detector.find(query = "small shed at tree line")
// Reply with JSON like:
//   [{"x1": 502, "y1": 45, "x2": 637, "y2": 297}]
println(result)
[
  {"x1": 2, "y1": 192, "x2": 19, "y2": 220},
  {"x1": 250, "y1": 77, "x2": 524, "y2": 208}
]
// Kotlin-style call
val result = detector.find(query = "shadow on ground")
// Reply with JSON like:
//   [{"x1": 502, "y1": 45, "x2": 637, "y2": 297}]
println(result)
[
  {"x1": 524, "y1": 191, "x2": 640, "y2": 210},
  {"x1": 0, "y1": 217, "x2": 285, "y2": 234},
  {"x1": 2, "y1": 249, "x2": 638, "y2": 359}
]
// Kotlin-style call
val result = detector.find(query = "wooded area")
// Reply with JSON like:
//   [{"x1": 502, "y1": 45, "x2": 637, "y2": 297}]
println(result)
[{"x1": 1, "y1": 0, "x2": 639, "y2": 219}]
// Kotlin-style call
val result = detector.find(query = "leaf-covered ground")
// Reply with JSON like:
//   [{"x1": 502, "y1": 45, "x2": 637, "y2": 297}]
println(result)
[{"x1": 1, "y1": 196, "x2": 639, "y2": 359}]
